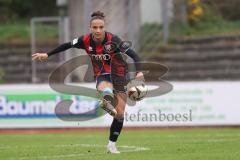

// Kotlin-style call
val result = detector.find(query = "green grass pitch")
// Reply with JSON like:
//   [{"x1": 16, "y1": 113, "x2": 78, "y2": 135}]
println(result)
[{"x1": 0, "y1": 128, "x2": 240, "y2": 160}]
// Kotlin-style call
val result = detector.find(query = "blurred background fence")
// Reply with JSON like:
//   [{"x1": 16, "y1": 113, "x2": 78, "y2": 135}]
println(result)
[{"x1": 0, "y1": 0, "x2": 240, "y2": 83}]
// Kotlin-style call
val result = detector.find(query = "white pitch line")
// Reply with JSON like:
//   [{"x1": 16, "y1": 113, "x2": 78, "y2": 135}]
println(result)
[
  {"x1": 5, "y1": 144, "x2": 150, "y2": 160},
  {"x1": 57, "y1": 143, "x2": 150, "y2": 150}
]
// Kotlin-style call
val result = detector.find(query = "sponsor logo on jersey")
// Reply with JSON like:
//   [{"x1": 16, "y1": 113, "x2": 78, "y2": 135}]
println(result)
[{"x1": 91, "y1": 54, "x2": 111, "y2": 61}]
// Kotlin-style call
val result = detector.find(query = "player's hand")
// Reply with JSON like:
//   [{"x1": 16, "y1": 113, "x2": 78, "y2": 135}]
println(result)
[
  {"x1": 135, "y1": 72, "x2": 145, "y2": 81},
  {"x1": 32, "y1": 53, "x2": 48, "y2": 61}
]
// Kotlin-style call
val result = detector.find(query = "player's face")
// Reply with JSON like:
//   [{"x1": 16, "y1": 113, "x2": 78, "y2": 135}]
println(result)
[{"x1": 90, "y1": 19, "x2": 105, "y2": 41}]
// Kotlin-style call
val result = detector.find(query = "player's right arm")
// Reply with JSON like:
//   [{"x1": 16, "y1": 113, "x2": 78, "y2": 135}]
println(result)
[{"x1": 32, "y1": 36, "x2": 84, "y2": 61}]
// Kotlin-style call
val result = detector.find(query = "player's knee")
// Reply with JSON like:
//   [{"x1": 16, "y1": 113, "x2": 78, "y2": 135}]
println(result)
[
  {"x1": 100, "y1": 87, "x2": 113, "y2": 98},
  {"x1": 99, "y1": 87, "x2": 114, "y2": 101},
  {"x1": 115, "y1": 113, "x2": 124, "y2": 121},
  {"x1": 115, "y1": 115, "x2": 124, "y2": 122},
  {"x1": 99, "y1": 87, "x2": 117, "y2": 106}
]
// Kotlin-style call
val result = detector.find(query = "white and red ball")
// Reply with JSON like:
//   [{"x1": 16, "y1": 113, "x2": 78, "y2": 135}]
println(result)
[{"x1": 128, "y1": 83, "x2": 148, "y2": 101}]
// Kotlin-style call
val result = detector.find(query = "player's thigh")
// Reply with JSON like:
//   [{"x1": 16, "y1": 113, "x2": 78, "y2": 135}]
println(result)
[
  {"x1": 97, "y1": 80, "x2": 113, "y2": 91},
  {"x1": 96, "y1": 75, "x2": 113, "y2": 91}
]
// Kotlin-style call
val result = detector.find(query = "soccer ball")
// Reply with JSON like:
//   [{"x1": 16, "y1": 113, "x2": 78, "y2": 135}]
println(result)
[{"x1": 128, "y1": 83, "x2": 148, "y2": 101}]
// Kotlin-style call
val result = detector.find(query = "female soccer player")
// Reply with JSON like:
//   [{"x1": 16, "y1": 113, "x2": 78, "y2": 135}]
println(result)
[{"x1": 32, "y1": 11, "x2": 143, "y2": 154}]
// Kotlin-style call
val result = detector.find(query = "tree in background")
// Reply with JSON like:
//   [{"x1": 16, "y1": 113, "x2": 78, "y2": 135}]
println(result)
[
  {"x1": 187, "y1": 0, "x2": 203, "y2": 24},
  {"x1": 206, "y1": 0, "x2": 240, "y2": 21},
  {"x1": 0, "y1": 68, "x2": 4, "y2": 83},
  {"x1": 0, "y1": 0, "x2": 58, "y2": 23}
]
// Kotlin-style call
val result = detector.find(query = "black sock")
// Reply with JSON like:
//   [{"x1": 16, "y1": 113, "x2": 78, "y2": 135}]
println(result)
[{"x1": 109, "y1": 118, "x2": 124, "y2": 142}]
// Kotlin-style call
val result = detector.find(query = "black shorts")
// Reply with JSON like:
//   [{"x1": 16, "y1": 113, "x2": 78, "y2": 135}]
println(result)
[{"x1": 96, "y1": 74, "x2": 128, "y2": 93}]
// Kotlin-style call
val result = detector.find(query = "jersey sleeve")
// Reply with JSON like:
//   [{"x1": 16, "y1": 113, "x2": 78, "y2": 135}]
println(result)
[
  {"x1": 47, "y1": 42, "x2": 72, "y2": 57},
  {"x1": 71, "y1": 36, "x2": 85, "y2": 49},
  {"x1": 47, "y1": 36, "x2": 85, "y2": 57},
  {"x1": 112, "y1": 35, "x2": 141, "y2": 72},
  {"x1": 111, "y1": 35, "x2": 122, "y2": 53}
]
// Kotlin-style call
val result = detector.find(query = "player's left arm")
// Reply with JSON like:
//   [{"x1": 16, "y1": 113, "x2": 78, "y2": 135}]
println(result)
[
  {"x1": 112, "y1": 35, "x2": 144, "y2": 80},
  {"x1": 125, "y1": 49, "x2": 144, "y2": 80}
]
